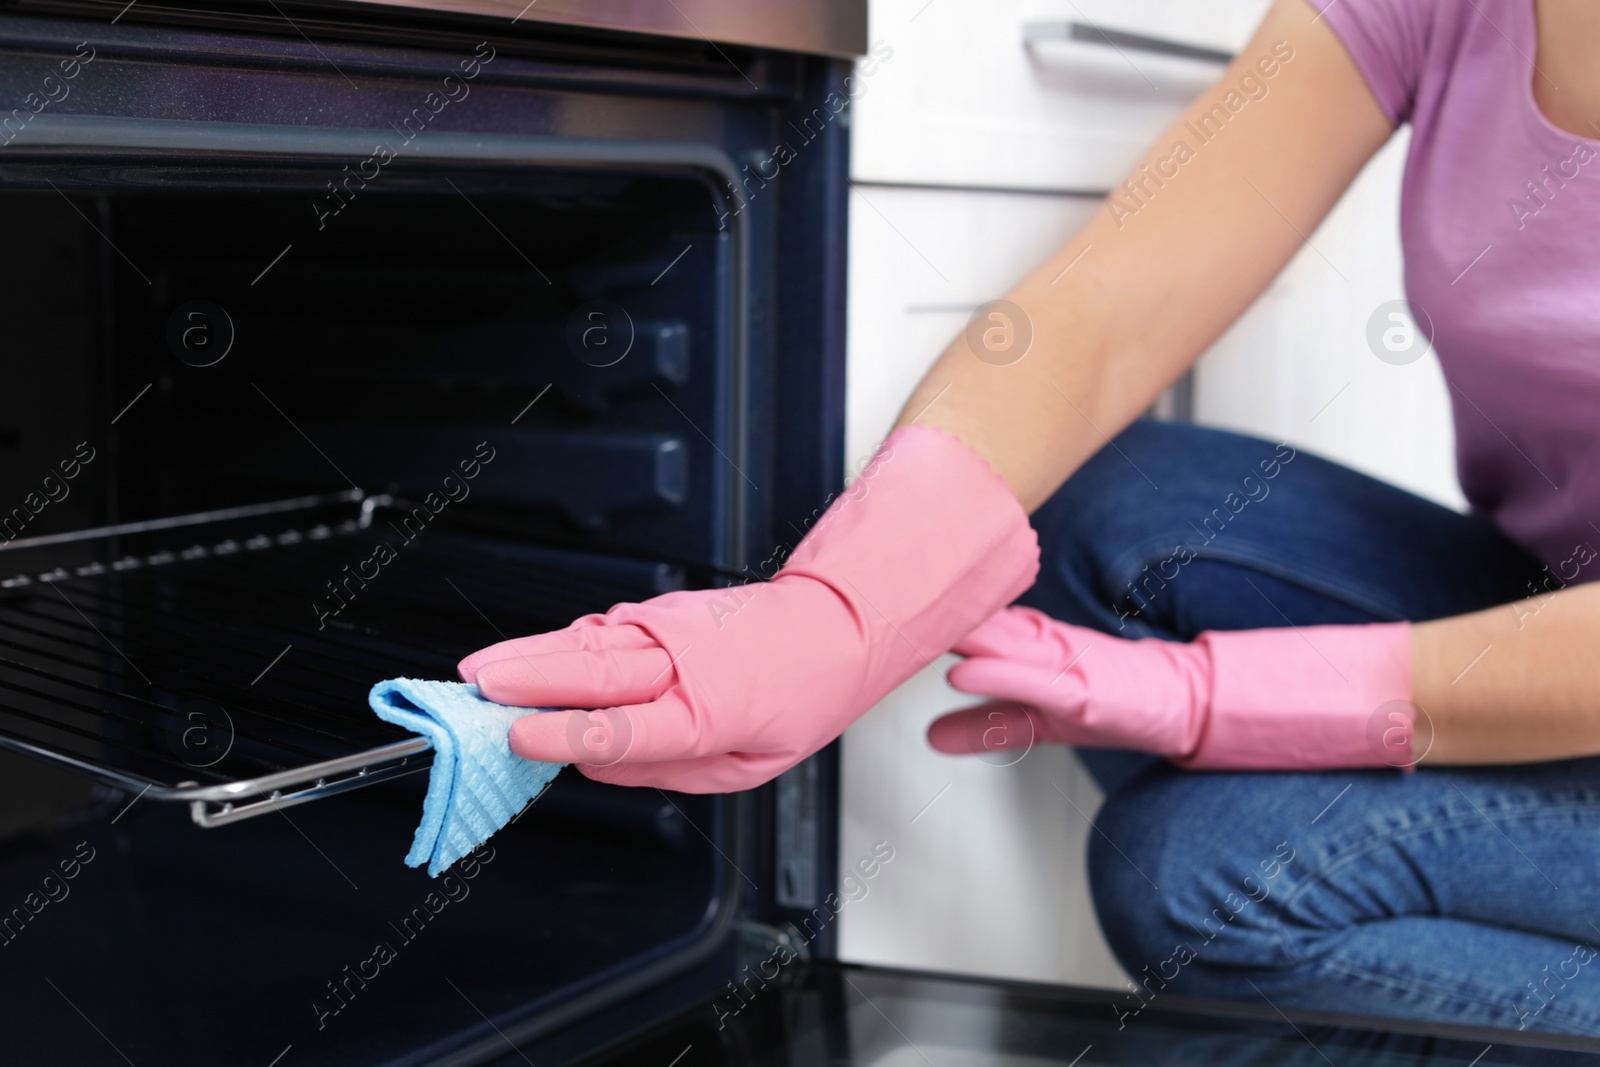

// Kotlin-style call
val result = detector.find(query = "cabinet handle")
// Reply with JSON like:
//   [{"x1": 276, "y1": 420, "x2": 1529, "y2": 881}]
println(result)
[{"x1": 1023, "y1": 21, "x2": 1233, "y2": 65}]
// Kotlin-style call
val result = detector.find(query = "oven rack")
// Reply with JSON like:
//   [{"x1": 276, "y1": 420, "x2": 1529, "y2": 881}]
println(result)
[{"x1": 0, "y1": 492, "x2": 681, "y2": 827}]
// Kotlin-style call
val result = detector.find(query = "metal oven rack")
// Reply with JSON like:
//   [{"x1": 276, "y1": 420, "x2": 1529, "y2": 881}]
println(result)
[{"x1": 0, "y1": 492, "x2": 680, "y2": 827}]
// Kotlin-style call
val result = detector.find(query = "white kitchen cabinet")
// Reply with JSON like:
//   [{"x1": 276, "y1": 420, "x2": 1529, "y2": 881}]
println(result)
[
  {"x1": 854, "y1": 0, "x2": 1273, "y2": 192},
  {"x1": 837, "y1": 183, "x2": 1129, "y2": 989}
]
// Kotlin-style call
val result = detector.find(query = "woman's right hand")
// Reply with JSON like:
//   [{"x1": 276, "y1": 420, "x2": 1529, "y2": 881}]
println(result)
[{"x1": 459, "y1": 425, "x2": 1040, "y2": 792}]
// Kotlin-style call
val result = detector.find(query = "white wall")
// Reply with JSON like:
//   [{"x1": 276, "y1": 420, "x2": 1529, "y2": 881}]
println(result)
[{"x1": 838, "y1": 0, "x2": 1459, "y2": 992}]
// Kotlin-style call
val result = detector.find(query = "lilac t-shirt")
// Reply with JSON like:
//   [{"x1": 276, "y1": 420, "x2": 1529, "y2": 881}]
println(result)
[{"x1": 1315, "y1": 0, "x2": 1600, "y2": 577}]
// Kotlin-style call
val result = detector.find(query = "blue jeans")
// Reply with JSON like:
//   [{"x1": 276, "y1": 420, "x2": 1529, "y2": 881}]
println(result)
[{"x1": 1026, "y1": 421, "x2": 1600, "y2": 1035}]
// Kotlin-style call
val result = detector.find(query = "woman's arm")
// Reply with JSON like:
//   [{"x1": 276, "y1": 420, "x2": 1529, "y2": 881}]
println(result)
[
  {"x1": 1414, "y1": 584, "x2": 1600, "y2": 763},
  {"x1": 896, "y1": 0, "x2": 1393, "y2": 510},
  {"x1": 903, "y1": 1, "x2": 1600, "y2": 768}
]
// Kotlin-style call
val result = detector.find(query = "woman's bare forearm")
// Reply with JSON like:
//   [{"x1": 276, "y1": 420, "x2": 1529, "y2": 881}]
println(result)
[
  {"x1": 893, "y1": 0, "x2": 1393, "y2": 511},
  {"x1": 1413, "y1": 580, "x2": 1600, "y2": 763}
]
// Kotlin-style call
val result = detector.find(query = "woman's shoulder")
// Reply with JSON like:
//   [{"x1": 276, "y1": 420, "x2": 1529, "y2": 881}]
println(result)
[{"x1": 1307, "y1": 0, "x2": 1493, "y2": 126}]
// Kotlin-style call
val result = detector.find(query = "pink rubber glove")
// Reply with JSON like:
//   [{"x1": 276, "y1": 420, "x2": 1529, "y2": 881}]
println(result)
[
  {"x1": 458, "y1": 425, "x2": 1039, "y2": 792},
  {"x1": 929, "y1": 606, "x2": 1416, "y2": 769}
]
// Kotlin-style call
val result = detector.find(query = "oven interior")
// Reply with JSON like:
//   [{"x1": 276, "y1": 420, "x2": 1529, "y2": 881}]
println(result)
[{"x1": 0, "y1": 164, "x2": 755, "y2": 1064}]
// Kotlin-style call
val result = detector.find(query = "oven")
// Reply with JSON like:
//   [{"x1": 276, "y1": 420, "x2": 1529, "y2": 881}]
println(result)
[{"x1": 0, "y1": 3, "x2": 851, "y2": 1062}]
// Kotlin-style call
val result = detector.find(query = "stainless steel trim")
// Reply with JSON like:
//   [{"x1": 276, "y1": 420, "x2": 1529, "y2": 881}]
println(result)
[
  {"x1": 1024, "y1": 20, "x2": 1234, "y2": 65},
  {"x1": 335, "y1": 0, "x2": 867, "y2": 58}
]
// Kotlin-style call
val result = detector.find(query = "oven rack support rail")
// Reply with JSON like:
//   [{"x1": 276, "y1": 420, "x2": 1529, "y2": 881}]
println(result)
[
  {"x1": 0, "y1": 731, "x2": 433, "y2": 828},
  {"x1": 182, "y1": 737, "x2": 434, "y2": 827}
]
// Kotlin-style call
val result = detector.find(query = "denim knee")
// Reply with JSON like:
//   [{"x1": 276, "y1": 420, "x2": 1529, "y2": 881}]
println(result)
[
  {"x1": 1089, "y1": 769, "x2": 1305, "y2": 998},
  {"x1": 1020, "y1": 423, "x2": 1178, "y2": 636},
  {"x1": 1087, "y1": 774, "x2": 1177, "y2": 981},
  {"x1": 1020, "y1": 419, "x2": 1302, "y2": 639}
]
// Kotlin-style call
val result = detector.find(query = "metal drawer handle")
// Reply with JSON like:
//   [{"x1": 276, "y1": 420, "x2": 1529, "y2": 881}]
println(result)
[{"x1": 1023, "y1": 21, "x2": 1234, "y2": 65}]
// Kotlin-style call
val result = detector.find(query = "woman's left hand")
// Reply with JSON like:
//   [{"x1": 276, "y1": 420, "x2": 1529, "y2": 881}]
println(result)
[
  {"x1": 929, "y1": 606, "x2": 1211, "y2": 759},
  {"x1": 929, "y1": 606, "x2": 1417, "y2": 770}
]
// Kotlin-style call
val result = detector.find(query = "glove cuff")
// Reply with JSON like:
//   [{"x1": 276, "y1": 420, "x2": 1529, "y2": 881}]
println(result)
[
  {"x1": 1178, "y1": 621, "x2": 1416, "y2": 771},
  {"x1": 781, "y1": 424, "x2": 1040, "y2": 679}
]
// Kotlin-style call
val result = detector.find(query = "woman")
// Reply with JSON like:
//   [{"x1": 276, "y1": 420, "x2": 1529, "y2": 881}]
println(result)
[{"x1": 459, "y1": 0, "x2": 1600, "y2": 1035}]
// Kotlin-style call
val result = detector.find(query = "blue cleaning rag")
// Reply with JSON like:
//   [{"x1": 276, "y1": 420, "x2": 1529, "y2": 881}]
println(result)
[{"x1": 368, "y1": 678, "x2": 565, "y2": 877}]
